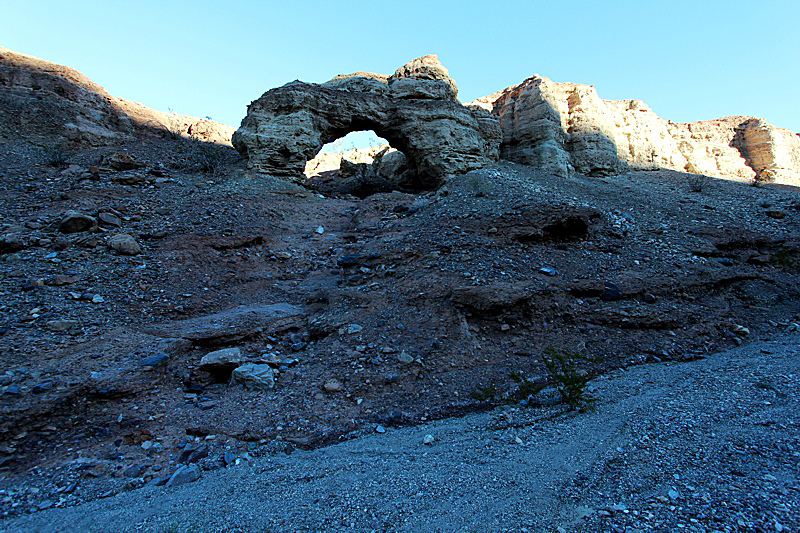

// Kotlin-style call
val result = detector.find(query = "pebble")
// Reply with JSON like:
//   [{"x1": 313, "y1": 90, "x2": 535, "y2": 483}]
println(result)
[
  {"x1": 398, "y1": 351, "x2": 414, "y2": 364},
  {"x1": 375, "y1": 425, "x2": 386, "y2": 434},
  {"x1": 315, "y1": 226, "x2": 325, "y2": 234},
  {"x1": 322, "y1": 379, "x2": 343, "y2": 393},
  {"x1": 539, "y1": 266, "x2": 558, "y2": 276},
  {"x1": 31, "y1": 382, "x2": 54, "y2": 394},
  {"x1": 46, "y1": 320, "x2": 79, "y2": 332},
  {"x1": 140, "y1": 353, "x2": 170, "y2": 370},
  {"x1": 337, "y1": 255, "x2": 360, "y2": 268},
  {"x1": 600, "y1": 281, "x2": 623, "y2": 301},
  {"x1": 423, "y1": 434, "x2": 435, "y2": 445},
  {"x1": 123, "y1": 464, "x2": 149, "y2": 478},
  {"x1": 274, "y1": 251, "x2": 292, "y2": 260},
  {"x1": 4, "y1": 385, "x2": 22, "y2": 397},
  {"x1": 347, "y1": 324, "x2": 363, "y2": 334}
]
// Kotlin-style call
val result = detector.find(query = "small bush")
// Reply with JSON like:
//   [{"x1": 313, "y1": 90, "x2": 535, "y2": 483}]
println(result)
[
  {"x1": 772, "y1": 248, "x2": 800, "y2": 271},
  {"x1": 541, "y1": 345, "x2": 600, "y2": 412},
  {"x1": 509, "y1": 373, "x2": 545, "y2": 403},
  {"x1": 466, "y1": 175, "x2": 493, "y2": 197},
  {"x1": 42, "y1": 142, "x2": 69, "y2": 168},
  {"x1": 172, "y1": 141, "x2": 235, "y2": 177},
  {"x1": 686, "y1": 173, "x2": 709, "y2": 193},
  {"x1": 469, "y1": 382, "x2": 498, "y2": 402}
]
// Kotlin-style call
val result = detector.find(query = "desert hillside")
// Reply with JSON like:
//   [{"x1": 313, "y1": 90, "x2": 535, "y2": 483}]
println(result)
[{"x1": 0, "y1": 50, "x2": 798, "y2": 530}]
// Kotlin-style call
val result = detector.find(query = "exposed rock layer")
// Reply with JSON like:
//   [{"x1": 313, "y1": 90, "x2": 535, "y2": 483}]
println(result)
[
  {"x1": 0, "y1": 47, "x2": 234, "y2": 146},
  {"x1": 472, "y1": 76, "x2": 800, "y2": 185},
  {"x1": 233, "y1": 55, "x2": 500, "y2": 188}
]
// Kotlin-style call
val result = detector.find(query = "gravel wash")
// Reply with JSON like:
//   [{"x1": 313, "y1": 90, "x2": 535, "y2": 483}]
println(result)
[{"x1": 2, "y1": 335, "x2": 797, "y2": 533}]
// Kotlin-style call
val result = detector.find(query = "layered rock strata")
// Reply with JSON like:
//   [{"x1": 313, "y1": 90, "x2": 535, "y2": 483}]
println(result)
[
  {"x1": 0, "y1": 47, "x2": 234, "y2": 146},
  {"x1": 233, "y1": 55, "x2": 501, "y2": 189},
  {"x1": 472, "y1": 76, "x2": 800, "y2": 185}
]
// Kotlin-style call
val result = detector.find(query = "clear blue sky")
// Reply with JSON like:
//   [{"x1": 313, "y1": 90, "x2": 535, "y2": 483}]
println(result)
[{"x1": 3, "y1": 0, "x2": 799, "y2": 135}]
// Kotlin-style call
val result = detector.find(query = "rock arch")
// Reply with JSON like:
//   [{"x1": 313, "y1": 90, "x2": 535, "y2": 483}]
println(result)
[{"x1": 232, "y1": 55, "x2": 501, "y2": 189}]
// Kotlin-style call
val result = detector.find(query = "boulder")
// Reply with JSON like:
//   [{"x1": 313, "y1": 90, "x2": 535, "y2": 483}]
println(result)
[
  {"x1": 472, "y1": 75, "x2": 800, "y2": 185},
  {"x1": 233, "y1": 55, "x2": 500, "y2": 189},
  {"x1": 102, "y1": 152, "x2": 142, "y2": 171},
  {"x1": 58, "y1": 211, "x2": 97, "y2": 234},
  {"x1": 230, "y1": 363, "x2": 275, "y2": 391},
  {"x1": 199, "y1": 347, "x2": 244, "y2": 373},
  {"x1": 107, "y1": 233, "x2": 141, "y2": 255}
]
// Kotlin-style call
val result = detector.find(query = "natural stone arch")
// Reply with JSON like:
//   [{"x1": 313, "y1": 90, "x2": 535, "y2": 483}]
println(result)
[{"x1": 233, "y1": 55, "x2": 501, "y2": 189}]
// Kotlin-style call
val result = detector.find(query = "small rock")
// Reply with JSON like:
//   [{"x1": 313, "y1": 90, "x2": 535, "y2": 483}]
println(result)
[
  {"x1": 539, "y1": 266, "x2": 558, "y2": 276},
  {"x1": 375, "y1": 425, "x2": 386, "y2": 434},
  {"x1": 337, "y1": 255, "x2": 360, "y2": 268},
  {"x1": 58, "y1": 211, "x2": 97, "y2": 234},
  {"x1": 46, "y1": 319, "x2": 79, "y2": 332},
  {"x1": 274, "y1": 251, "x2": 292, "y2": 260},
  {"x1": 4, "y1": 385, "x2": 22, "y2": 397},
  {"x1": 199, "y1": 347, "x2": 243, "y2": 372},
  {"x1": 600, "y1": 281, "x2": 623, "y2": 301},
  {"x1": 108, "y1": 233, "x2": 141, "y2": 255},
  {"x1": 52, "y1": 274, "x2": 81, "y2": 286},
  {"x1": 91, "y1": 294, "x2": 105, "y2": 304},
  {"x1": 765, "y1": 210, "x2": 786, "y2": 219},
  {"x1": 347, "y1": 324, "x2": 363, "y2": 334},
  {"x1": 668, "y1": 489, "x2": 681, "y2": 500},
  {"x1": 140, "y1": 353, "x2": 170, "y2": 370},
  {"x1": 397, "y1": 351, "x2": 414, "y2": 364},
  {"x1": 123, "y1": 464, "x2": 149, "y2": 478},
  {"x1": 423, "y1": 434, "x2": 434, "y2": 445},
  {"x1": 98, "y1": 212, "x2": 122, "y2": 227},
  {"x1": 165, "y1": 464, "x2": 202, "y2": 487},
  {"x1": 104, "y1": 152, "x2": 142, "y2": 171},
  {"x1": 223, "y1": 450, "x2": 237, "y2": 466},
  {"x1": 230, "y1": 363, "x2": 275, "y2": 391},
  {"x1": 731, "y1": 324, "x2": 750, "y2": 336},
  {"x1": 186, "y1": 444, "x2": 209, "y2": 464},
  {"x1": 31, "y1": 382, "x2": 54, "y2": 394},
  {"x1": 315, "y1": 226, "x2": 325, "y2": 235},
  {"x1": 323, "y1": 379, "x2": 343, "y2": 393}
]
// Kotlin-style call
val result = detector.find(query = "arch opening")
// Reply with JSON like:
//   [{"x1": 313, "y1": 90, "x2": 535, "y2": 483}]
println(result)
[{"x1": 304, "y1": 130, "x2": 420, "y2": 198}]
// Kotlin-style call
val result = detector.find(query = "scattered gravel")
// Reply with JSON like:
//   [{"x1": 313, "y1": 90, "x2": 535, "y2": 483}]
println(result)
[{"x1": 2, "y1": 335, "x2": 797, "y2": 532}]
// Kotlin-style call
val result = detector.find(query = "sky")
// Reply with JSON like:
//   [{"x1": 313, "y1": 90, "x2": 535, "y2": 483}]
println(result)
[{"x1": 3, "y1": 0, "x2": 799, "y2": 144}]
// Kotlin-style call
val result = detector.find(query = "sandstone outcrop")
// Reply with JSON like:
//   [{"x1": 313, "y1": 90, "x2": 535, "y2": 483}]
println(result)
[
  {"x1": 472, "y1": 76, "x2": 800, "y2": 185},
  {"x1": 233, "y1": 55, "x2": 501, "y2": 189},
  {"x1": 0, "y1": 47, "x2": 234, "y2": 146}
]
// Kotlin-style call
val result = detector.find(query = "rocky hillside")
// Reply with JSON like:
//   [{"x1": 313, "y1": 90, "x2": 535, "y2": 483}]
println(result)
[
  {"x1": 0, "y1": 50, "x2": 798, "y2": 521},
  {"x1": 470, "y1": 76, "x2": 800, "y2": 185},
  {"x1": 0, "y1": 47, "x2": 234, "y2": 147}
]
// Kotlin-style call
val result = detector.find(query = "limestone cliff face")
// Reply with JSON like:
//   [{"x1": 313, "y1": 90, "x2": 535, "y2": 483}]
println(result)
[
  {"x1": 233, "y1": 55, "x2": 501, "y2": 189},
  {"x1": 472, "y1": 76, "x2": 800, "y2": 185},
  {"x1": 0, "y1": 47, "x2": 234, "y2": 146}
]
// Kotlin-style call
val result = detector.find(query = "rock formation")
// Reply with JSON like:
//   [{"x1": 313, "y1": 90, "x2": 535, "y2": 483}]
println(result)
[
  {"x1": 471, "y1": 76, "x2": 800, "y2": 185},
  {"x1": 0, "y1": 47, "x2": 234, "y2": 146},
  {"x1": 233, "y1": 55, "x2": 501, "y2": 189}
]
